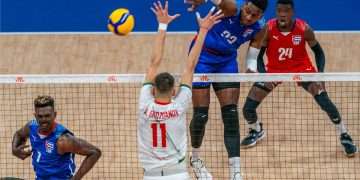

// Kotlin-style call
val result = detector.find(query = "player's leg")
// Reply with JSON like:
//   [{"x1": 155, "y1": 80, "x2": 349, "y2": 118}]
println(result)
[
  {"x1": 213, "y1": 83, "x2": 243, "y2": 180},
  {"x1": 241, "y1": 82, "x2": 278, "y2": 148},
  {"x1": 212, "y1": 59, "x2": 242, "y2": 180},
  {"x1": 301, "y1": 82, "x2": 357, "y2": 157},
  {"x1": 189, "y1": 62, "x2": 213, "y2": 179},
  {"x1": 190, "y1": 87, "x2": 210, "y2": 153},
  {"x1": 213, "y1": 82, "x2": 241, "y2": 155}
]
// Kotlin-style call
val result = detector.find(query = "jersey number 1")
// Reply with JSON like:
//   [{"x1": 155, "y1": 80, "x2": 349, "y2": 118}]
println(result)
[
  {"x1": 278, "y1": 48, "x2": 293, "y2": 61},
  {"x1": 151, "y1": 123, "x2": 167, "y2": 148}
]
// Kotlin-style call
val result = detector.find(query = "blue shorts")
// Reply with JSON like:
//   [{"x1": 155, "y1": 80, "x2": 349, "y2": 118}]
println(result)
[{"x1": 193, "y1": 59, "x2": 239, "y2": 89}]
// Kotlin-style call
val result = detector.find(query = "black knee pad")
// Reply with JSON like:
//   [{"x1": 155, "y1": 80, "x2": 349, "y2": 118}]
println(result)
[
  {"x1": 221, "y1": 104, "x2": 239, "y2": 130},
  {"x1": 314, "y1": 92, "x2": 342, "y2": 124},
  {"x1": 221, "y1": 104, "x2": 240, "y2": 157},
  {"x1": 190, "y1": 107, "x2": 209, "y2": 148},
  {"x1": 242, "y1": 97, "x2": 260, "y2": 124}
]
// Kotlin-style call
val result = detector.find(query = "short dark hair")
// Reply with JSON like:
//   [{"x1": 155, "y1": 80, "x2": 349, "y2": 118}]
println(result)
[
  {"x1": 277, "y1": 0, "x2": 294, "y2": 8},
  {"x1": 34, "y1": 95, "x2": 55, "y2": 109},
  {"x1": 249, "y1": 0, "x2": 268, "y2": 12},
  {"x1": 154, "y1": 72, "x2": 175, "y2": 94}
]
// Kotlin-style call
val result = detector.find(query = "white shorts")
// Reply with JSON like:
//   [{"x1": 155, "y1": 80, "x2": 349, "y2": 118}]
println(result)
[
  {"x1": 143, "y1": 172, "x2": 190, "y2": 180},
  {"x1": 143, "y1": 160, "x2": 190, "y2": 180}
]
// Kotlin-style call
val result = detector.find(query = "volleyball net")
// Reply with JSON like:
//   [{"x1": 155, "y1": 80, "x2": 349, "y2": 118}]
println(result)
[{"x1": 0, "y1": 73, "x2": 359, "y2": 180}]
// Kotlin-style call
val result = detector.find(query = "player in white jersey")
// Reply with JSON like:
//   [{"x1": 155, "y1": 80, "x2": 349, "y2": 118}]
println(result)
[{"x1": 137, "y1": 1, "x2": 224, "y2": 180}]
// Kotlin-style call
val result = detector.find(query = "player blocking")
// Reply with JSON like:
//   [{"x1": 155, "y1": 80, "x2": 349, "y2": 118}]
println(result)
[{"x1": 137, "y1": 1, "x2": 223, "y2": 180}]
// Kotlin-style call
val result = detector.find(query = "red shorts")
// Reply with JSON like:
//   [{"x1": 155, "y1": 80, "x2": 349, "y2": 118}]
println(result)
[
  {"x1": 265, "y1": 65, "x2": 317, "y2": 86},
  {"x1": 267, "y1": 64, "x2": 317, "y2": 73}
]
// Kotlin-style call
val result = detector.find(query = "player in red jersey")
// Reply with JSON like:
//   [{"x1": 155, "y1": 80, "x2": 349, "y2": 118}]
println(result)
[{"x1": 240, "y1": 0, "x2": 358, "y2": 157}]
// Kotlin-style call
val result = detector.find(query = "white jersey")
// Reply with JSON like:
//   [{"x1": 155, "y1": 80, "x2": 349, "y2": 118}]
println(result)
[{"x1": 138, "y1": 83, "x2": 192, "y2": 171}]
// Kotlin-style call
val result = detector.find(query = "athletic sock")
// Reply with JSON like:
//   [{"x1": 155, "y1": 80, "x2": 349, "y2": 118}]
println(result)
[
  {"x1": 192, "y1": 148, "x2": 201, "y2": 160},
  {"x1": 229, "y1": 157, "x2": 241, "y2": 175},
  {"x1": 335, "y1": 122, "x2": 347, "y2": 136},
  {"x1": 248, "y1": 121, "x2": 261, "y2": 132}
]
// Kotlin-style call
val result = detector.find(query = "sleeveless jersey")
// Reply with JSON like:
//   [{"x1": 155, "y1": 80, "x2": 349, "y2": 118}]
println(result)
[
  {"x1": 29, "y1": 120, "x2": 76, "y2": 180},
  {"x1": 266, "y1": 18, "x2": 316, "y2": 72}
]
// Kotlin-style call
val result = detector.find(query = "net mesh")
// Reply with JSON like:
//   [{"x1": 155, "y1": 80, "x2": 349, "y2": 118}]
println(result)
[{"x1": 0, "y1": 73, "x2": 359, "y2": 179}]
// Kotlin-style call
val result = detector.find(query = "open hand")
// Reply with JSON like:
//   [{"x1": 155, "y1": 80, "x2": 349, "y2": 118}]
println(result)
[
  {"x1": 151, "y1": 1, "x2": 180, "y2": 25},
  {"x1": 196, "y1": 7, "x2": 224, "y2": 31}
]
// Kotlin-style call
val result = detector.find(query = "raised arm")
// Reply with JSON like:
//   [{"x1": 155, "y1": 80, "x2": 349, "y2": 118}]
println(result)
[
  {"x1": 12, "y1": 122, "x2": 32, "y2": 160},
  {"x1": 246, "y1": 25, "x2": 268, "y2": 72},
  {"x1": 185, "y1": 0, "x2": 238, "y2": 16},
  {"x1": 180, "y1": 8, "x2": 224, "y2": 87},
  {"x1": 144, "y1": 1, "x2": 180, "y2": 83},
  {"x1": 57, "y1": 134, "x2": 101, "y2": 180},
  {"x1": 304, "y1": 24, "x2": 325, "y2": 72}
]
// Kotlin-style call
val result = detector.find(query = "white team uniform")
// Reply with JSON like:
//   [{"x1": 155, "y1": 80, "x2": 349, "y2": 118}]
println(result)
[{"x1": 138, "y1": 83, "x2": 192, "y2": 180}]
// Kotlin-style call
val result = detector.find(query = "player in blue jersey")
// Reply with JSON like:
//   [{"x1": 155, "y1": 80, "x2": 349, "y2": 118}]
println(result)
[
  {"x1": 12, "y1": 95, "x2": 101, "y2": 180},
  {"x1": 185, "y1": 0, "x2": 268, "y2": 179}
]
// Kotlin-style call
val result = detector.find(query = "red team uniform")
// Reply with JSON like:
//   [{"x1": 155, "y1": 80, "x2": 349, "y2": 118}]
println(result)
[{"x1": 266, "y1": 18, "x2": 316, "y2": 73}]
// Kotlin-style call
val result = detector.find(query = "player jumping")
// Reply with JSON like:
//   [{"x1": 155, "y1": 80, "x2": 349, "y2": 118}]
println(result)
[{"x1": 185, "y1": 0, "x2": 268, "y2": 179}]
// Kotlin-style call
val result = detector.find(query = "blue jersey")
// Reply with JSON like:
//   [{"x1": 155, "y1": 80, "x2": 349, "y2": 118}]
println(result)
[
  {"x1": 197, "y1": 3, "x2": 264, "y2": 64},
  {"x1": 29, "y1": 120, "x2": 76, "y2": 180}
]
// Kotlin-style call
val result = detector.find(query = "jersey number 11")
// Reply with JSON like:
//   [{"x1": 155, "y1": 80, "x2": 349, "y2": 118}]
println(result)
[{"x1": 151, "y1": 123, "x2": 167, "y2": 148}]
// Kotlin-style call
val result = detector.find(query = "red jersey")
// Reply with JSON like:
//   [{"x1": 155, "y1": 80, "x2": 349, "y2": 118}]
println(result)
[{"x1": 266, "y1": 18, "x2": 316, "y2": 73}]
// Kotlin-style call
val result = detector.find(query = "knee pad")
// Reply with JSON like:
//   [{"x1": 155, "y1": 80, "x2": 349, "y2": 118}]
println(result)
[
  {"x1": 314, "y1": 92, "x2": 341, "y2": 124},
  {"x1": 221, "y1": 104, "x2": 240, "y2": 157},
  {"x1": 242, "y1": 97, "x2": 260, "y2": 124},
  {"x1": 190, "y1": 107, "x2": 209, "y2": 148},
  {"x1": 190, "y1": 107, "x2": 209, "y2": 129},
  {"x1": 221, "y1": 104, "x2": 239, "y2": 129}
]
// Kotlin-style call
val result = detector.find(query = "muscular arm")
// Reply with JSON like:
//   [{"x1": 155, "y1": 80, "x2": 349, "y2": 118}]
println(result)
[
  {"x1": 57, "y1": 134, "x2": 101, "y2": 180},
  {"x1": 257, "y1": 46, "x2": 267, "y2": 73},
  {"x1": 246, "y1": 25, "x2": 268, "y2": 72},
  {"x1": 304, "y1": 24, "x2": 326, "y2": 72},
  {"x1": 145, "y1": 1, "x2": 180, "y2": 83},
  {"x1": 12, "y1": 122, "x2": 32, "y2": 160},
  {"x1": 181, "y1": 8, "x2": 224, "y2": 87},
  {"x1": 180, "y1": 28, "x2": 208, "y2": 87},
  {"x1": 144, "y1": 29, "x2": 167, "y2": 83}
]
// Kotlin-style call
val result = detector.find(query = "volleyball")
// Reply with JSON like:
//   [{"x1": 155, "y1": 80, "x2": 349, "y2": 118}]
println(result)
[{"x1": 107, "y1": 8, "x2": 135, "y2": 36}]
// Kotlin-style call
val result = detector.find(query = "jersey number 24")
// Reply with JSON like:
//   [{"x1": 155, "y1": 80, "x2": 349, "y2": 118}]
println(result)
[{"x1": 278, "y1": 48, "x2": 293, "y2": 61}]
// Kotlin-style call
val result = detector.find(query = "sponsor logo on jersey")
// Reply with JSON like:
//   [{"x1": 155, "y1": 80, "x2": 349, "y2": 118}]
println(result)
[
  {"x1": 273, "y1": 35, "x2": 279, "y2": 40},
  {"x1": 242, "y1": 28, "x2": 254, "y2": 38},
  {"x1": 31, "y1": 135, "x2": 38, "y2": 141},
  {"x1": 45, "y1": 140, "x2": 54, "y2": 153},
  {"x1": 292, "y1": 35, "x2": 302, "y2": 45}
]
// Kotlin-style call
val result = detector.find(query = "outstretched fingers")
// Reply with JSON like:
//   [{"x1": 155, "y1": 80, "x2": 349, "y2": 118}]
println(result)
[{"x1": 170, "y1": 13, "x2": 181, "y2": 21}]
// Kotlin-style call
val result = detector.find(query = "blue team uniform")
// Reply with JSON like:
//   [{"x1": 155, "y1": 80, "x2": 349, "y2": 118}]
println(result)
[
  {"x1": 191, "y1": 0, "x2": 264, "y2": 87},
  {"x1": 28, "y1": 119, "x2": 76, "y2": 180}
]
